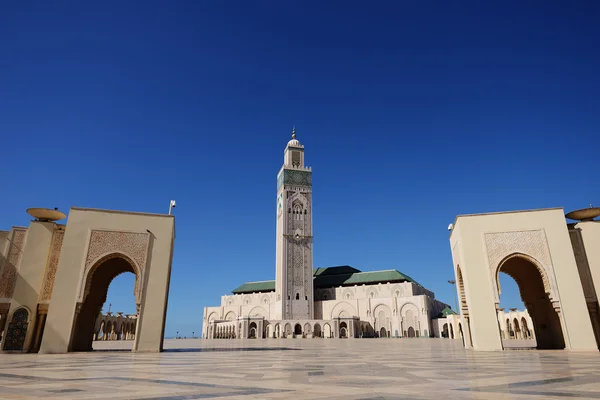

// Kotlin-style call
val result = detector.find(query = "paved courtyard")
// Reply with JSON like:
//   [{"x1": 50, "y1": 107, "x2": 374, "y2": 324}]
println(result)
[{"x1": 1, "y1": 338, "x2": 600, "y2": 399}]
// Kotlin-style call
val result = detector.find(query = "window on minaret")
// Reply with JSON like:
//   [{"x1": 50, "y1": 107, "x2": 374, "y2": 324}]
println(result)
[
  {"x1": 292, "y1": 151, "x2": 301, "y2": 167},
  {"x1": 293, "y1": 204, "x2": 303, "y2": 220}
]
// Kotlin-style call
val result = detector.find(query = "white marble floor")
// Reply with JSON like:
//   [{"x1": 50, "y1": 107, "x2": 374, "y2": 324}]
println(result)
[{"x1": 1, "y1": 338, "x2": 600, "y2": 399}]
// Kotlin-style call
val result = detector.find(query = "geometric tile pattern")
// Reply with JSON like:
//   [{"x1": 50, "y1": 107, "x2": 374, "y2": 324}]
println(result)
[{"x1": 1, "y1": 339, "x2": 600, "y2": 399}]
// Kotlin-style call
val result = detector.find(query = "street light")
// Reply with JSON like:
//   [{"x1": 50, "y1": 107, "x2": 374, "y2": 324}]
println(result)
[
  {"x1": 192, "y1": 331, "x2": 195, "y2": 338},
  {"x1": 176, "y1": 331, "x2": 179, "y2": 339},
  {"x1": 448, "y1": 280, "x2": 459, "y2": 314},
  {"x1": 169, "y1": 200, "x2": 177, "y2": 215}
]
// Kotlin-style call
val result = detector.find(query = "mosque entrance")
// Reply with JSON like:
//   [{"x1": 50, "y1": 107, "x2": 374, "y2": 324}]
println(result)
[
  {"x1": 294, "y1": 323, "x2": 302, "y2": 337},
  {"x1": 71, "y1": 254, "x2": 139, "y2": 351},
  {"x1": 339, "y1": 322, "x2": 348, "y2": 338},
  {"x1": 248, "y1": 322, "x2": 257, "y2": 339},
  {"x1": 498, "y1": 255, "x2": 565, "y2": 350}
]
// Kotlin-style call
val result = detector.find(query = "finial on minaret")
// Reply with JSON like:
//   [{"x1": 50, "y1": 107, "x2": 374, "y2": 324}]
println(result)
[{"x1": 292, "y1": 126, "x2": 296, "y2": 139}]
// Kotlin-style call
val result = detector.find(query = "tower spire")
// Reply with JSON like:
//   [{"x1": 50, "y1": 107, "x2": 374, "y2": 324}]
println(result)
[{"x1": 292, "y1": 126, "x2": 296, "y2": 139}]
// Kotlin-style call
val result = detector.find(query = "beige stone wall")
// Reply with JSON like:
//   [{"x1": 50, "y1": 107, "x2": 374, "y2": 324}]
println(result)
[
  {"x1": 40, "y1": 207, "x2": 175, "y2": 354},
  {"x1": 203, "y1": 281, "x2": 449, "y2": 339},
  {"x1": 93, "y1": 313, "x2": 137, "y2": 341},
  {"x1": 450, "y1": 208, "x2": 597, "y2": 351}
]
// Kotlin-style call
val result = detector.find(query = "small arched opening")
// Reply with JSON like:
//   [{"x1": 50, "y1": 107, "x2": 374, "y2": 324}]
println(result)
[
  {"x1": 249, "y1": 322, "x2": 257, "y2": 339},
  {"x1": 379, "y1": 327, "x2": 387, "y2": 338},
  {"x1": 303, "y1": 323, "x2": 311, "y2": 337},
  {"x1": 407, "y1": 327, "x2": 416, "y2": 338},
  {"x1": 339, "y1": 322, "x2": 348, "y2": 338},
  {"x1": 294, "y1": 323, "x2": 302, "y2": 336},
  {"x1": 314, "y1": 323, "x2": 322, "y2": 338},
  {"x1": 323, "y1": 323, "x2": 332, "y2": 338}
]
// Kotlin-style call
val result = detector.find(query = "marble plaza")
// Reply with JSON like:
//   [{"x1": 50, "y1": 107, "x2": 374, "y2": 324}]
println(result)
[{"x1": 1, "y1": 339, "x2": 600, "y2": 400}]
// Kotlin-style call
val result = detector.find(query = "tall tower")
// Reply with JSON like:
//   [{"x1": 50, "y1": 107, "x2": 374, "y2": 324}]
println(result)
[{"x1": 275, "y1": 127, "x2": 314, "y2": 320}]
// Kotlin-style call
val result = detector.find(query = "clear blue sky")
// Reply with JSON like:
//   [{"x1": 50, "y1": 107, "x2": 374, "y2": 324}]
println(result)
[{"x1": 1, "y1": 2, "x2": 598, "y2": 338}]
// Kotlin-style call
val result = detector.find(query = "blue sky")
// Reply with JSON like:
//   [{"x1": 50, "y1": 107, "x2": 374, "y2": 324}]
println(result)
[{"x1": 1, "y1": 2, "x2": 598, "y2": 338}]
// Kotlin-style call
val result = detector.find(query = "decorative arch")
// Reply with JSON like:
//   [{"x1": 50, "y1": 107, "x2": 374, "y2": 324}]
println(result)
[
  {"x1": 288, "y1": 191, "x2": 308, "y2": 208},
  {"x1": 79, "y1": 229, "x2": 150, "y2": 304},
  {"x1": 3, "y1": 307, "x2": 31, "y2": 351},
  {"x1": 330, "y1": 302, "x2": 356, "y2": 319},
  {"x1": 80, "y1": 252, "x2": 142, "y2": 304},
  {"x1": 261, "y1": 294, "x2": 271, "y2": 305},
  {"x1": 495, "y1": 253, "x2": 552, "y2": 300},
  {"x1": 313, "y1": 323, "x2": 322, "y2": 338},
  {"x1": 224, "y1": 311, "x2": 236, "y2": 321},
  {"x1": 247, "y1": 307, "x2": 267, "y2": 318},
  {"x1": 399, "y1": 302, "x2": 419, "y2": 317},
  {"x1": 341, "y1": 288, "x2": 354, "y2": 300},
  {"x1": 207, "y1": 312, "x2": 218, "y2": 322},
  {"x1": 303, "y1": 322, "x2": 312, "y2": 335},
  {"x1": 323, "y1": 323, "x2": 332, "y2": 338},
  {"x1": 373, "y1": 304, "x2": 392, "y2": 332},
  {"x1": 284, "y1": 323, "x2": 292, "y2": 337}
]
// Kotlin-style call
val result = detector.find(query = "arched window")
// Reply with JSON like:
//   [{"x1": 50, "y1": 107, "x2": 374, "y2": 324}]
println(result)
[{"x1": 295, "y1": 293, "x2": 300, "y2": 300}]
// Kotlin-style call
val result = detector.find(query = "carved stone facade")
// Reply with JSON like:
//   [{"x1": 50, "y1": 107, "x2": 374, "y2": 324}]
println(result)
[
  {"x1": 40, "y1": 229, "x2": 65, "y2": 302},
  {"x1": 79, "y1": 229, "x2": 150, "y2": 302},
  {"x1": 484, "y1": 230, "x2": 555, "y2": 303},
  {"x1": 0, "y1": 228, "x2": 28, "y2": 300},
  {"x1": 276, "y1": 134, "x2": 314, "y2": 320}
]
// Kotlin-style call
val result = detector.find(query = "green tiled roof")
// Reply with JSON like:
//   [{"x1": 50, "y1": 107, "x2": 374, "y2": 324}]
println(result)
[
  {"x1": 231, "y1": 266, "x2": 419, "y2": 294},
  {"x1": 313, "y1": 265, "x2": 361, "y2": 276},
  {"x1": 232, "y1": 280, "x2": 275, "y2": 294},
  {"x1": 439, "y1": 307, "x2": 457, "y2": 317}
]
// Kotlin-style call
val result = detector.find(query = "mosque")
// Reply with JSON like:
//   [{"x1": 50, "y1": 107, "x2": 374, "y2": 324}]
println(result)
[{"x1": 202, "y1": 130, "x2": 451, "y2": 339}]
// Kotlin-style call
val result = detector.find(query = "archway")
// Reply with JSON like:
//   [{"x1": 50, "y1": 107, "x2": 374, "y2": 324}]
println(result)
[
  {"x1": 449, "y1": 324, "x2": 454, "y2": 339},
  {"x1": 249, "y1": 322, "x2": 257, "y2": 339},
  {"x1": 442, "y1": 323, "x2": 449, "y2": 338},
  {"x1": 314, "y1": 323, "x2": 322, "y2": 338},
  {"x1": 284, "y1": 323, "x2": 292, "y2": 338},
  {"x1": 407, "y1": 327, "x2": 416, "y2": 337},
  {"x1": 339, "y1": 322, "x2": 348, "y2": 338},
  {"x1": 379, "y1": 327, "x2": 387, "y2": 338},
  {"x1": 498, "y1": 255, "x2": 564, "y2": 349},
  {"x1": 294, "y1": 323, "x2": 302, "y2": 336},
  {"x1": 72, "y1": 255, "x2": 139, "y2": 351},
  {"x1": 303, "y1": 323, "x2": 311, "y2": 338},
  {"x1": 323, "y1": 323, "x2": 332, "y2": 338}
]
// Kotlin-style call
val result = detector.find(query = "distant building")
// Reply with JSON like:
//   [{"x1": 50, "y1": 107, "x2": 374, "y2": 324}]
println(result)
[
  {"x1": 203, "y1": 129, "x2": 451, "y2": 339},
  {"x1": 93, "y1": 312, "x2": 137, "y2": 341}
]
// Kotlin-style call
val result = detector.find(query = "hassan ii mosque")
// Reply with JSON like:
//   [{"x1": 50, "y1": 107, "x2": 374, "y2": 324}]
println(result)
[{"x1": 202, "y1": 130, "x2": 454, "y2": 340}]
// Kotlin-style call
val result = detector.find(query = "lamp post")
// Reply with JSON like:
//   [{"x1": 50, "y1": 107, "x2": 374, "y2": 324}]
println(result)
[
  {"x1": 448, "y1": 280, "x2": 459, "y2": 314},
  {"x1": 192, "y1": 331, "x2": 195, "y2": 338},
  {"x1": 176, "y1": 331, "x2": 179, "y2": 339},
  {"x1": 169, "y1": 200, "x2": 177, "y2": 215}
]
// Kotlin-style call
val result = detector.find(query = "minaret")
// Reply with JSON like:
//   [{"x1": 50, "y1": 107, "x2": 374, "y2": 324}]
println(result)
[{"x1": 275, "y1": 127, "x2": 314, "y2": 320}]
